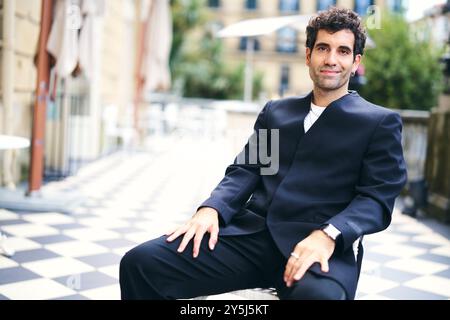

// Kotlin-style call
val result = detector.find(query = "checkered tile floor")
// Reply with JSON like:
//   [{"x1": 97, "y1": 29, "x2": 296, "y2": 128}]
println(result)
[{"x1": 1, "y1": 134, "x2": 449, "y2": 300}]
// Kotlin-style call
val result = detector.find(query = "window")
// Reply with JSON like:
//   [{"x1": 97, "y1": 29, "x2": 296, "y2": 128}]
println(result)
[
  {"x1": 279, "y1": 65, "x2": 290, "y2": 97},
  {"x1": 277, "y1": 27, "x2": 297, "y2": 53},
  {"x1": 245, "y1": 0, "x2": 258, "y2": 10},
  {"x1": 279, "y1": 0, "x2": 299, "y2": 12},
  {"x1": 354, "y1": 0, "x2": 374, "y2": 16},
  {"x1": 316, "y1": 0, "x2": 336, "y2": 11},
  {"x1": 208, "y1": 0, "x2": 220, "y2": 8},
  {"x1": 239, "y1": 37, "x2": 261, "y2": 51}
]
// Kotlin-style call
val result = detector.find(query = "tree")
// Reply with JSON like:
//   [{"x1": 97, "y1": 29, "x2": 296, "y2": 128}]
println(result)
[
  {"x1": 361, "y1": 12, "x2": 443, "y2": 110},
  {"x1": 170, "y1": 0, "x2": 263, "y2": 100},
  {"x1": 173, "y1": 30, "x2": 263, "y2": 100},
  {"x1": 170, "y1": 0, "x2": 206, "y2": 71}
]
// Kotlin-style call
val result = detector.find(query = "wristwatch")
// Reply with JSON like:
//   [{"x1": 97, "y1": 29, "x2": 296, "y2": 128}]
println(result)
[{"x1": 321, "y1": 224, "x2": 341, "y2": 241}]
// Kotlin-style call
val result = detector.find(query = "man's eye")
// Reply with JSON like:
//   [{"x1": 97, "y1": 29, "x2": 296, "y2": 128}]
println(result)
[
  {"x1": 340, "y1": 50, "x2": 350, "y2": 55},
  {"x1": 317, "y1": 47, "x2": 327, "y2": 51}
]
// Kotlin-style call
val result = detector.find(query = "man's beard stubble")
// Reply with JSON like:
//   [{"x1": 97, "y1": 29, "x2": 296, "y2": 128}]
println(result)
[{"x1": 311, "y1": 69, "x2": 351, "y2": 92}]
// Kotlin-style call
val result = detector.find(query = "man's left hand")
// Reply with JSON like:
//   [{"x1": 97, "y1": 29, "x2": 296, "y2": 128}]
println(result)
[{"x1": 284, "y1": 230, "x2": 336, "y2": 287}]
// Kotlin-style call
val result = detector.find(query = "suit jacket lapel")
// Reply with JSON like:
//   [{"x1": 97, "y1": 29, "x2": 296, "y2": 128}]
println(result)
[
  {"x1": 281, "y1": 92, "x2": 311, "y2": 156},
  {"x1": 298, "y1": 91, "x2": 357, "y2": 149},
  {"x1": 269, "y1": 92, "x2": 311, "y2": 178},
  {"x1": 290, "y1": 92, "x2": 311, "y2": 138}
]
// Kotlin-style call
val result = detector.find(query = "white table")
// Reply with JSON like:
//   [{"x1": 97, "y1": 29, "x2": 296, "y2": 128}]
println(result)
[
  {"x1": 0, "y1": 135, "x2": 30, "y2": 150},
  {"x1": 0, "y1": 135, "x2": 30, "y2": 257}
]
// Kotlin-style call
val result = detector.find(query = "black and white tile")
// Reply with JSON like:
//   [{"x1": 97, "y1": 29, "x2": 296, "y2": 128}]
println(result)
[{"x1": 1, "y1": 135, "x2": 449, "y2": 300}]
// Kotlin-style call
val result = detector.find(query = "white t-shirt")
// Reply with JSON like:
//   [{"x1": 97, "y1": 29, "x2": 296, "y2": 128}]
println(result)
[
  {"x1": 303, "y1": 102, "x2": 361, "y2": 260},
  {"x1": 304, "y1": 102, "x2": 326, "y2": 133}
]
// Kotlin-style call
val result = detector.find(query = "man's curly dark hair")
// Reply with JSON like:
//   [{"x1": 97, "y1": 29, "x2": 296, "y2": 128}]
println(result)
[{"x1": 306, "y1": 7, "x2": 367, "y2": 59}]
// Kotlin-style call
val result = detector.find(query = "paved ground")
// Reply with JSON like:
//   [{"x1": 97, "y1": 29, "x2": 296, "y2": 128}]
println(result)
[{"x1": 0, "y1": 133, "x2": 449, "y2": 300}]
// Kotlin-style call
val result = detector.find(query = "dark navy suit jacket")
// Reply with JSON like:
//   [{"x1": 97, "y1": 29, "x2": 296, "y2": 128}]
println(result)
[{"x1": 200, "y1": 91, "x2": 407, "y2": 299}]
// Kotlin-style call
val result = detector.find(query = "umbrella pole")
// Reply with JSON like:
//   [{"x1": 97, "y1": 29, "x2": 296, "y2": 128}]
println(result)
[
  {"x1": 28, "y1": 0, "x2": 54, "y2": 195},
  {"x1": 134, "y1": 14, "x2": 149, "y2": 143},
  {"x1": 244, "y1": 37, "x2": 255, "y2": 102}
]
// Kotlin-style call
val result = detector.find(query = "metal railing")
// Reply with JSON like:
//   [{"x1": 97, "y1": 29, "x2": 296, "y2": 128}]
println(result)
[
  {"x1": 44, "y1": 75, "x2": 91, "y2": 180},
  {"x1": 398, "y1": 110, "x2": 430, "y2": 181},
  {"x1": 43, "y1": 84, "x2": 432, "y2": 202},
  {"x1": 397, "y1": 109, "x2": 430, "y2": 215},
  {"x1": 142, "y1": 94, "x2": 262, "y2": 138},
  {"x1": 144, "y1": 96, "x2": 431, "y2": 181}
]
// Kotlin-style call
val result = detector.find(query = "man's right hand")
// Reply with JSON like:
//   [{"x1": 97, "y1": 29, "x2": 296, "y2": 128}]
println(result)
[{"x1": 165, "y1": 207, "x2": 219, "y2": 258}]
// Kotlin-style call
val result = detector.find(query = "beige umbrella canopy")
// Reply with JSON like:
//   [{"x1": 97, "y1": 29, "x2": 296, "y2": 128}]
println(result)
[
  {"x1": 46, "y1": 0, "x2": 81, "y2": 78},
  {"x1": 141, "y1": 0, "x2": 173, "y2": 92},
  {"x1": 46, "y1": 0, "x2": 105, "y2": 79},
  {"x1": 78, "y1": 0, "x2": 105, "y2": 81}
]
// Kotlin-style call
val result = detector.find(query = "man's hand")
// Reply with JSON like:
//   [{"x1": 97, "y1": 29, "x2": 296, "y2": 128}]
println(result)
[
  {"x1": 165, "y1": 207, "x2": 219, "y2": 258},
  {"x1": 284, "y1": 230, "x2": 336, "y2": 287}
]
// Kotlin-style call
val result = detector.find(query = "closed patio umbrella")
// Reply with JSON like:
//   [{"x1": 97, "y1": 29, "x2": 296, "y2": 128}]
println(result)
[
  {"x1": 46, "y1": 0, "x2": 81, "y2": 77},
  {"x1": 78, "y1": 0, "x2": 105, "y2": 81},
  {"x1": 141, "y1": 0, "x2": 173, "y2": 92}
]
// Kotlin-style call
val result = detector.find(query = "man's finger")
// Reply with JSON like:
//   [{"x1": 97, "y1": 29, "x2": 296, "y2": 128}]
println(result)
[
  {"x1": 177, "y1": 228, "x2": 196, "y2": 253},
  {"x1": 283, "y1": 257, "x2": 296, "y2": 283},
  {"x1": 320, "y1": 257, "x2": 329, "y2": 273},
  {"x1": 286, "y1": 260, "x2": 298, "y2": 285},
  {"x1": 208, "y1": 224, "x2": 219, "y2": 250},
  {"x1": 285, "y1": 254, "x2": 303, "y2": 286},
  {"x1": 164, "y1": 225, "x2": 178, "y2": 236},
  {"x1": 193, "y1": 227, "x2": 207, "y2": 258},
  {"x1": 284, "y1": 251, "x2": 303, "y2": 283},
  {"x1": 293, "y1": 258, "x2": 315, "y2": 281},
  {"x1": 166, "y1": 225, "x2": 188, "y2": 242}
]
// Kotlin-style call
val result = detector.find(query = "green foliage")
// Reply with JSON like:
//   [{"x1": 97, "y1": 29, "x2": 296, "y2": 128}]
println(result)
[
  {"x1": 361, "y1": 12, "x2": 444, "y2": 110},
  {"x1": 170, "y1": 0, "x2": 263, "y2": 100},
  {"x1": 173, "y1": 32, "x2": 263, "y2": 100},
  {"x1": 170, "y1": 0, "x2": 207, "y2": 70}
]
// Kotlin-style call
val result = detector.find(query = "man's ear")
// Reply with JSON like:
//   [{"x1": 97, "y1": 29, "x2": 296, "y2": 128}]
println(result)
[
  {"x1": 306, "y1": 47, "x2": 311, "y2": 66},
  {"x1": 352, "y1": 54, "x2": 362, "y2": 74}
]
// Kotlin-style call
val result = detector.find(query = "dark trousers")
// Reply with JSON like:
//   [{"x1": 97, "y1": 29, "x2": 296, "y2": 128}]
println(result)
[{"x1": 119, "y1": 229, "x2": 346, "y2": 300}]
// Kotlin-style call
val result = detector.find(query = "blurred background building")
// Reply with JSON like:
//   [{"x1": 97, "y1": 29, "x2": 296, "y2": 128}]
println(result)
[
  {"x1": 205, "y1": 0, "x2": 404, "y2": 98},
  {"x1": 412, "y1": 1, "x2": 449, "y2": 45}
]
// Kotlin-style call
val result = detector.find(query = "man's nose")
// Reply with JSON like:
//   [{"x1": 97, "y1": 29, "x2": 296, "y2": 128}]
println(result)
[{"x1": 324, "y1": 50, "x2": 338, "y2": 66}]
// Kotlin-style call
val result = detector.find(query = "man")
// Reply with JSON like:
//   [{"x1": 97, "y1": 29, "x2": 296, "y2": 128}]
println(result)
[{"x1": 120, "y1": 7, "x2": 407, "y2": 300}]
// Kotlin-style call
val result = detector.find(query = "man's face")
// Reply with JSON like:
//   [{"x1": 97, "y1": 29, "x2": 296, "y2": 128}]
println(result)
[{"x1": 306, "y1": 29, "x2": 361, "y2": 92}]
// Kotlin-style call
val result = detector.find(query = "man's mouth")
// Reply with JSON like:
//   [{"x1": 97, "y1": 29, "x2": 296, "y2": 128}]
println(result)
[{"x1": 320, "y1": 70, "x2": 340, "y2": 75}]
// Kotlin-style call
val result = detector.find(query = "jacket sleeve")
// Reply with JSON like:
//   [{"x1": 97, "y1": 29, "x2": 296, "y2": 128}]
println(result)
[
  {"x1": 198, "y1": 101, "x2": 272, "y2": 225},
  {"x1": 326, "y1": 111, "x2": 407, "y2": 253}
]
